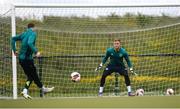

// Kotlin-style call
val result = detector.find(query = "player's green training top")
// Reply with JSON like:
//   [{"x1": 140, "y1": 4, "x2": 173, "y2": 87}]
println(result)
[
  {"x1": 102, "y1": 47, "x2": 132, "y2": 68},
  {"x1": 11, "y1": 28, "x2": 38, "y2": 60}
]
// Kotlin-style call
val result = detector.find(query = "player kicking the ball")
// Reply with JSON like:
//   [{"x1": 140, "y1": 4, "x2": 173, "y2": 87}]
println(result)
[
  {"x1": 95, "y1": 39, "x2": 137, "y2": 96},
  {"x1": 11, "y1": 23, "x2": 54, "y2": 99}
]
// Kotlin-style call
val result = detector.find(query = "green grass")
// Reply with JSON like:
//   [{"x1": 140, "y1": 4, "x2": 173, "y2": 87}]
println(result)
[{"x1": 0, "y1": 96, "x2": 179, "y2": 108}]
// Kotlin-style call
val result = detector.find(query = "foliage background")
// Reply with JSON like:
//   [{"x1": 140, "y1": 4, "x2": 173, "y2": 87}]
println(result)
[{"x1": 0, "y1": 12, "x2": 180, "y2": 97}]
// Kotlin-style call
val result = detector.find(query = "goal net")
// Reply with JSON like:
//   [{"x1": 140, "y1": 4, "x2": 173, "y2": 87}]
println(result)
[
  {"x1": 0, "y1": 7, "x2": 13, "y2": 98},
  {"x1": 0, "y1": 4, "x2": 180, "y2": 98}
]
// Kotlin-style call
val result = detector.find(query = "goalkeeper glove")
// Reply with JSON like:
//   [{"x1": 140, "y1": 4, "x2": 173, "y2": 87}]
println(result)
[
  {"x1": 129, "y1": 67, "x2": 137, "y2": 76},
  {"x1": 95, "y1": 63, "x2": 103, "y2": 71}
]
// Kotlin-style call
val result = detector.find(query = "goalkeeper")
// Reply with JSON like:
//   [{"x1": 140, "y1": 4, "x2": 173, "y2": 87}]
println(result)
[
  {"x1": 11, "y1": 23, "x2": 54, "y2": 99},
  {"x1": 95, "y1": 39, "x2": 136, "y2": 96}
]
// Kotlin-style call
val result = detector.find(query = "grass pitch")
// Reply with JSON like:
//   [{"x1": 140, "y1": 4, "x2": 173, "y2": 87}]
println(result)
[{"x1": 0, "y1": 96, "x2": 179, "y2": 108}]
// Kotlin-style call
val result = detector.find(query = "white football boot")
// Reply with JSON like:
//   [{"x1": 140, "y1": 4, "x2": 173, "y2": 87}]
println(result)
[
  {"x1": 21, "y1": 88, "x2": 32, "y2": 99},
  {"x1": 42, "y1": 86, "x2": 54, "y2": 94}
]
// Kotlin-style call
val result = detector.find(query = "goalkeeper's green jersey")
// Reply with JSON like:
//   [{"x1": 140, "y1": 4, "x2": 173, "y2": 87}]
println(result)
[
  {"x1": 102, "y1": 47, "x2": 132, "y2": 68},
  {"x1": 11, "y1": 28, "x2": 38, "y2": 60}
]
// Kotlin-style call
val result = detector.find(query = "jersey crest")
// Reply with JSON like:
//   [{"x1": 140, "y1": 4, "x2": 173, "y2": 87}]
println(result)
[{"x1": 119, "y1": 53, "x2": 123, "y2": 57}]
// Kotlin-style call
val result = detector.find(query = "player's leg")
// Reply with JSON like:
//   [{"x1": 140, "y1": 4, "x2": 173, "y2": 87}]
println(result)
[
  {"x1": 29, "y1": 60, "x2": 54, "y2": 94},
  {"x1": 19, "y1": 60, "x2": 33, "y2": 99},
  {"x1": 28, "y1": 60, "x2": 43, "y2": 88},
  {"x1": 118, "y1": 68, "x2": 135, "y2": 96},
  {"x1": 99, "y1": 66, "x2": 113, "y2": 96}
]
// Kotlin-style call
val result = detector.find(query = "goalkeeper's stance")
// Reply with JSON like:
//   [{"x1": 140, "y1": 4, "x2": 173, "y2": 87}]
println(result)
[
  {"x1": 11, "y1": 23, "x2": 54, "y2": 99},
  {"x1": 95, "y1": 39, "x2": 136, "y2": 96}
]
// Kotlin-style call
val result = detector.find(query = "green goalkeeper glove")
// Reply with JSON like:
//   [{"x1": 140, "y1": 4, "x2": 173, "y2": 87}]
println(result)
[
  {"x1": 95, "y1": 63, "x2": 103, "y2": 71},
  {"x1": 129, "y1": 68, "x2": 137, "y2": 76}
]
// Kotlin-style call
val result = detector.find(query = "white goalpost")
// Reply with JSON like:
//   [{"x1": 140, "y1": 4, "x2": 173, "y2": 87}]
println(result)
[
  {"x1": 0, "y1": 3, "x2": 180, "y2": 99},
  {"x1": 11, "y1": 4, "x2": 17, "y2": 99}
]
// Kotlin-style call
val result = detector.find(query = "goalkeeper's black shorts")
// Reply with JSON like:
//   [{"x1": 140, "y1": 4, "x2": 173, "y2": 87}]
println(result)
[{"x1": 103, "y1": 64, "x2": 128, "y2": 76}]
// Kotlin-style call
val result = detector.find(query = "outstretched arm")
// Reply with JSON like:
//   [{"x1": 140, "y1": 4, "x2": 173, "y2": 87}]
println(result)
[
  {"x1": 124, "y1": 51, "x2": 137, "y2": 76},
  {"x1": 95, "y1": 49, "x2": 109, "y2": 71},
  {"x1": 102, "y1": 50, "x2": 109, "y2": 65},
  {"x1": 28, "y1": 33, "x2": 41, "y2": 57},
  {"x1": 11, "y1": 33, "x2": 23, "y2": 55},
  {"x1": 124, "y1": 51, "x2": 132, "y2": 68}
]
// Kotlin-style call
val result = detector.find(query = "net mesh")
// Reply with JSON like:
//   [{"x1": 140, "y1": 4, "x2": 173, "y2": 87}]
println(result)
[{"x1": 0, "y1": 5, "x2": 180, "y2": 98}]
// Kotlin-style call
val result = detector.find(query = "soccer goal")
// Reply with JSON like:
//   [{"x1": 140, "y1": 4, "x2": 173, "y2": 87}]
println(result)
[{"x1": 0, "y1": 4, "x2": 180, "y2": 99}]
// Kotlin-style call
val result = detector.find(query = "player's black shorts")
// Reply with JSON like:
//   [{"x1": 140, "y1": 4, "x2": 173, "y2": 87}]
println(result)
[
  {"x1": 103, "y1": 64, "x2": 128, "y2": 76},
  {"x1": 19, "y1": 59, "x2": 43, "y2": 88}
]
